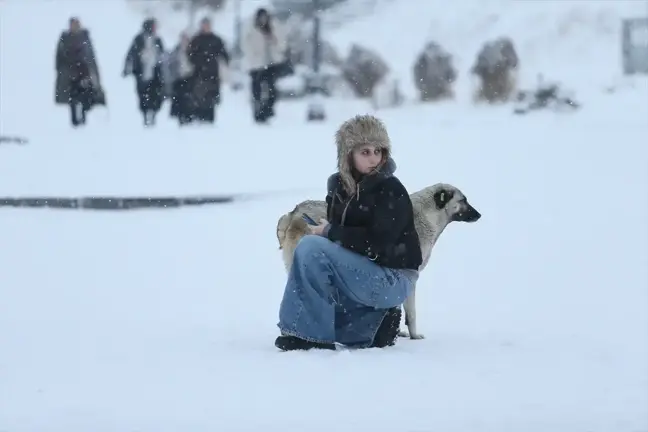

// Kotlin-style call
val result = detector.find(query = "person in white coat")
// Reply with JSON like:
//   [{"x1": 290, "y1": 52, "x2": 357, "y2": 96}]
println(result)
[
  {"x1": 123, "y1": 19, "x2": 165, "y2": 127},
  {"x1": 243, "y1": 8, "x2": 287, "y2": 123}
]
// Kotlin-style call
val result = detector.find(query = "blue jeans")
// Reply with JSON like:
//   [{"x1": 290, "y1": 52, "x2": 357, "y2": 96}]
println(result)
[{"x1": 278, "y1": 235, "x2": 413, "y2": 348}]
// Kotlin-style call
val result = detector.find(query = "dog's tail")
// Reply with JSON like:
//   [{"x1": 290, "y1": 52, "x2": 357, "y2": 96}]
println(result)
[{"x1": 276, "y1": 210, "x2": 294, "y2": 249}]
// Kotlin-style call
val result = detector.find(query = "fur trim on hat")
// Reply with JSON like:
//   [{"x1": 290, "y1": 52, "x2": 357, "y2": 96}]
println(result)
[{"x1": 334, "y1": 114, "x2": 392, "y2": 195}]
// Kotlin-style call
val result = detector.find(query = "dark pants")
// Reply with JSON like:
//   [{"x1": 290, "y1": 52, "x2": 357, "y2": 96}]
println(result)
[
  {"x1": 171, "y1": 77, "x2": 193, "y2": 125},
  {"x1": 68, "y1": 78, "x2": 92, "y2": 127},
  {"x1": 250, "y1": 68, "x2": 277, "y2": 123},
  {"x1": 136, "y1": 77, "x2": 163, "y2": 126},
  {"x1": 192, "y1": 77, "x2": 220, "y2": 124},
  {"x1": 194, "y1": 107, "x2": 215, "y2": 123}
]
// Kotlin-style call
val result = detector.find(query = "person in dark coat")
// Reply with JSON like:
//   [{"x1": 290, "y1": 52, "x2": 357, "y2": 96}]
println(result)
[
  {"x1": 123, "y1": 18, "x2": 165, "y2": 126},
  {"x1": 187, "y1": 17, "x2": 230, "y2": 124},
  {"x1": 55, "y1": 17, "x2": 106, "y2": 127}
]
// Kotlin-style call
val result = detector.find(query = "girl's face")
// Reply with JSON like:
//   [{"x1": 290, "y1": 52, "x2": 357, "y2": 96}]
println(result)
[{"x1": 351, "y1": 144, "x2": 383, "y2": 175}]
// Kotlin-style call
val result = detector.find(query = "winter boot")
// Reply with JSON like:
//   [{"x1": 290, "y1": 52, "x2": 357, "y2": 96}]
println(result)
[
  {"x1": 370, "y1": 307, "x2": 402, "y2": 348},
  {"x1": 275, "y1": 335, "x2": 336, "y2": 351}
]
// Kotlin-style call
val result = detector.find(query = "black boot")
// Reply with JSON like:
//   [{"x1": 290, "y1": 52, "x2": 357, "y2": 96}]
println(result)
[
  {"x1": 275, "y1": 335, "x2": 336, "y2": 351},
  {"x1": 370, "y1": 307, "x2": 401, "y2": 348}
]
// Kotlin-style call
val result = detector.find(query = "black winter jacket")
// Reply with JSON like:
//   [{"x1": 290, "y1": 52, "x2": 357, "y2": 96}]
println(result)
[
  {"x1": 325, "y1": 166, "x2": 422, "y2": 270},
  {"x1": 123, "y1": 32, "x2": 165, "y2": 79},
  {"x1": 188, "y1": 32, "x2": 230, "y2": 82}
]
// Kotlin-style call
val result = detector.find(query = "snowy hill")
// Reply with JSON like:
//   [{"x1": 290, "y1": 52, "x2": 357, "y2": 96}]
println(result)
[
  {"x1": 1, "y1": 0, "x2": 648, "y2": 431},
  {"x1": 327, "y1": 0, "x2": 648, "y2": 97}
]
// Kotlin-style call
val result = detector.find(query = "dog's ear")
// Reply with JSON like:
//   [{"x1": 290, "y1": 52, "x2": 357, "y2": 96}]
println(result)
[{"x1": 433, "y1": 189, "x2": 454, "y2": 209}]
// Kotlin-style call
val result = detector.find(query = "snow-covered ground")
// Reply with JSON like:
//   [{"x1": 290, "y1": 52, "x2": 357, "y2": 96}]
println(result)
[{"x1": 1, "y1": 0, "x2": 647, "y2": 431}]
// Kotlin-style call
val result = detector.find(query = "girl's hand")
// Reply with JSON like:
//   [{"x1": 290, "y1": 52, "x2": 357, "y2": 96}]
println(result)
[{"x1": 309, "y1": 219, "x2": 329, "y2": 236}]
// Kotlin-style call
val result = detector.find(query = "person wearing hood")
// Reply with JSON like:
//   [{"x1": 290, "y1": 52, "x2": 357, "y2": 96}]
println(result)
[
  {"x1": 275, "y1": 114, "x2": 423, "y2": 351},
  {"x1": 55, "y1": 17, "x2": 106, "y2": 127},
  {"x1": 123, "y1": 18, "x2": 165, "y2": 126}
]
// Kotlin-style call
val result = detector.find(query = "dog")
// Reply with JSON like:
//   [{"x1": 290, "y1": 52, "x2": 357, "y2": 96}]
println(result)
[{"x1": 276, "y1": 183, "x2": 481, "y2": 340}]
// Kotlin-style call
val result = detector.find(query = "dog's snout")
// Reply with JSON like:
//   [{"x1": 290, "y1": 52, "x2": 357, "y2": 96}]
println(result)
[
  {"x1": 453, "y1": 202, "x2": 481, "y2": 223},
  {"x1": 468, "y1": 205, "x2": 481, "y2": 222}
]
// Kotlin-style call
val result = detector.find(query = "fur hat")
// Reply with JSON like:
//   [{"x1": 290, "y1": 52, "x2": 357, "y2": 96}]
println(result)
[{"x1": 335, "y1": 114, "x2": 392, "y2": 195}]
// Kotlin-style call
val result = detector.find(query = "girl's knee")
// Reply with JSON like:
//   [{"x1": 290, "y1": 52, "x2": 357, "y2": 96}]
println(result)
[{"x1": 295, "y1": 234, "x2": 330, "y2": 257}]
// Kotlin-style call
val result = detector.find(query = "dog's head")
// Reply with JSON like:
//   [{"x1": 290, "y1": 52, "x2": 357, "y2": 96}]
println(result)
[{"x1": 415, "y1": 183, "x2": 481, "y2": 224}]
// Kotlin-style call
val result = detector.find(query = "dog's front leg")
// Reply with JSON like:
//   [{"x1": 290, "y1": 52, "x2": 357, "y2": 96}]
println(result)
[
  {"x1": 398, "y1": 306, "x2": 409, "y2": 338},
  {"x1": 402, "y1": 286, "x2": 424, "y2": 339}
]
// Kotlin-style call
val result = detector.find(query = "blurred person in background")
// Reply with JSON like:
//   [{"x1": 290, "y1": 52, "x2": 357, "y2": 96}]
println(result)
[
  {"x1": 123, "y1": 18, "x2": 165, "y2": 127},
  {"x1": 243, "y1": 8, "x2": 288, "y2": 124},
  {"x1": 168, "y1": 31, "x2": 195, "y2": 126},
  {"x1": 187, "y1": 17, "x2": 230, "y2": 124},
  {"x1": 55, "y1": 17, "x2": 106, "y2": 127}
]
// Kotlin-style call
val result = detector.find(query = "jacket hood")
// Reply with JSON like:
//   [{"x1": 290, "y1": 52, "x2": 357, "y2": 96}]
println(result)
[{"x1": 335, "y1": 114, "x2": 393, "y2": 195}]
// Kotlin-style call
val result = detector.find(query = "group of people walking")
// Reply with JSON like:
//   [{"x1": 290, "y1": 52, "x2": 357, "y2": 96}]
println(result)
[
  {"x1": 122, "y1": 16, "x2": 230, "y2": 126},
  {"x1": 54, "y1": 8, "x2": 292, "y2": 128}
]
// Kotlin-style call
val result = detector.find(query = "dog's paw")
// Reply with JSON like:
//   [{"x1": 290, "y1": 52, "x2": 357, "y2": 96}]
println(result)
[
  {"x1": 409, "y1": 333, "x2": 425, "y2": 340},
  {"x1": 398, "y1": 330, "x2": 410, "y2": 338}
]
